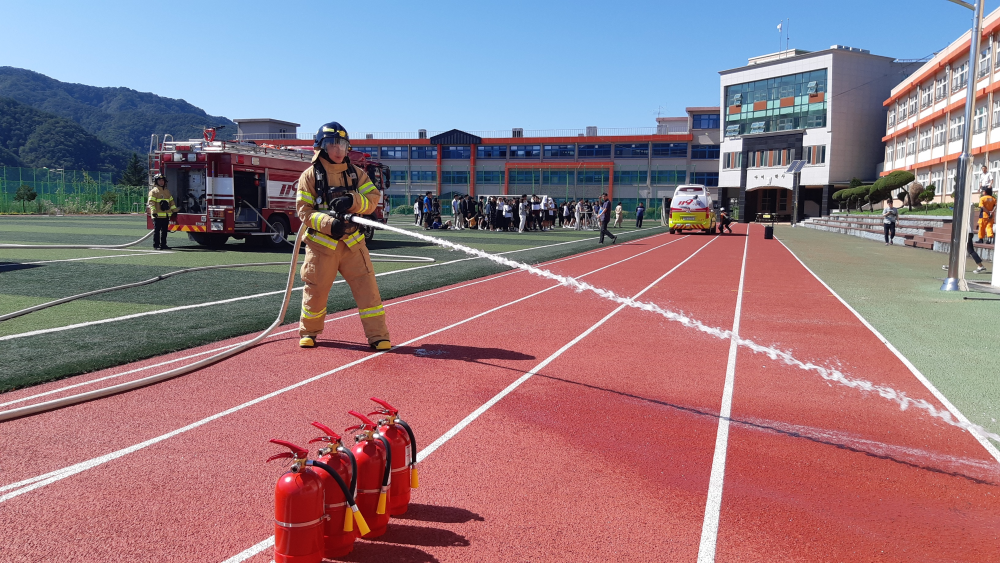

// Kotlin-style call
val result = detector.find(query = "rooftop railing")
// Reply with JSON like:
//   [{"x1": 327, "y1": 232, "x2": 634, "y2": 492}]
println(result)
[{"x1": 231, "y1": 126, "x2": 671, "y2": 142}]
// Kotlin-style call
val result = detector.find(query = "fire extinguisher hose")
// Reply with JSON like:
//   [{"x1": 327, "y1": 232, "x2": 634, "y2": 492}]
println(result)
[
  {"x1": 341, "y1": 446, "x2": 358, "y2": 499},
  {"x1": 307, "y1": 460, "x2": 370, "y2": 536},
  {"x1": 375, "y1": 435, "x2": 392, "y2": 515},
  {"x1": 0, "y1": 224, "x2": 309, "y2": 422},
  {"x1": 0, "y1": 230, "x2": 155, "y2": 250},
  {"x1": 395, "y1": 419, "x2": 420, "y2": 488}
]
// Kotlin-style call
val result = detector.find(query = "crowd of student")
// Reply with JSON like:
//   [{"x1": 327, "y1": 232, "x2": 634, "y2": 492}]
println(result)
[{"x1": 412, "y1": 193, "x2": 646, "y2": 232}]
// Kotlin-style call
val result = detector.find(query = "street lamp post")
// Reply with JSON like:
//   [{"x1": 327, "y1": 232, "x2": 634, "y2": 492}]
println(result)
[{"x1": 942, "y1": 0, "x2": 986, "y2": 291}]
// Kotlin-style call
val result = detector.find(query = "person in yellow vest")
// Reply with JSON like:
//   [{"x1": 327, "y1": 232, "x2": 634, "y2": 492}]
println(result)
[
  {"x1": 147, "y1": 173, "x2": 177, "y2": 250},
  {"x1": 295, "y1": 122, "x2": 390, "y2": 350},
  {"x1": 978, "y1": 165, "x2": 996, "y2": 243}
]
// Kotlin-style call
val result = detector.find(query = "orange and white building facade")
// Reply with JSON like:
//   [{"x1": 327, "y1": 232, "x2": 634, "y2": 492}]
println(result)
[{"x1": 883, "y1": 6, "x2": 1000, "y2": 200}]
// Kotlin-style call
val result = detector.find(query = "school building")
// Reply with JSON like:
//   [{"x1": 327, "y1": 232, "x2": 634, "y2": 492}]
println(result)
[
  {"x1": 237, "y1": 108, "x2": 721, "y2": 207},
  {"x1": 882, "y1": 5, "x2": 1000, "y2": 201},
  {"x1": 719, "y1": 46, "x2": 912, "y2": 222}
]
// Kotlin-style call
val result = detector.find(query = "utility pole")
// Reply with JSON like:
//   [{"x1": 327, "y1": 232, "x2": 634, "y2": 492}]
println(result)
[{"x1": 942, "y1": 0, "x2": 985, "y2": 292}]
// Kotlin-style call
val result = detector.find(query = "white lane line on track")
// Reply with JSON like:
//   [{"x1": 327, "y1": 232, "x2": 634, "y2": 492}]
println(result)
[
  {"x1": 697, "y1": 226, "x2": 750, "y2": 562},
  {"x1": 220, "y1": 235, "x2": 719, "y2": 563},
  {"x1": 0, "y1": 235, "x2": 660, "y2": 408},
  {"x1": 0, "y1": 234, "x2": 679, "y2": 501},
  {"x1": 776, "y1": 238, "x2": 1000, "y2": 465},
  {"x1": 0, "y1": 227, "x2": 661, "y2": 341}
]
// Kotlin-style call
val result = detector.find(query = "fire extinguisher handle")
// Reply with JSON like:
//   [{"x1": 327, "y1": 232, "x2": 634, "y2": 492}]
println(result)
[
  {"x1": 265, "y1": 451, "x2": 294, "y2": 464},
  {"x1": 346, "y1": 410, "x2": 377, "y2": 430},
  {"x1": 369, "y1": 397, "x2": 398, "y2": 416},
  {"x1": 310, "y1": 421, "x2": 341, "y2": 441},
  {"x1": 268, "y1": 439, "x2": 308, "y2": 459}
]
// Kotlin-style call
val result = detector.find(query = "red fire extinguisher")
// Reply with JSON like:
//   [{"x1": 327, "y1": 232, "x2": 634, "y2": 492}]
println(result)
[
  {"x1": 369, "y1": 397, "x2": 419, "y2": 515},
  {"x1": 346, "y1": 410, "x2": 392, "y2": 538},
  {"x1": 308, "y1": 421, "x2": 364, "y2": 558},
  {"x1": 266, "y1": 439, "x2": 325, "y2": 563}
]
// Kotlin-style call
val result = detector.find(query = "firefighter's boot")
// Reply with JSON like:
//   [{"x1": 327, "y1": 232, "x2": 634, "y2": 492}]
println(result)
[
  {"x1": 371, "y1": 340, "x2": 391, "y2": 351},
  {"x1": 300, "y1": 335, "x2": 317, "y2": 348}
]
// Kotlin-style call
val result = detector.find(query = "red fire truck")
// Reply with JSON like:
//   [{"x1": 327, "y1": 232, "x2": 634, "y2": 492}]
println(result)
[{"x1": 147, "y1": 131, "x2": 390, "y2": 247}]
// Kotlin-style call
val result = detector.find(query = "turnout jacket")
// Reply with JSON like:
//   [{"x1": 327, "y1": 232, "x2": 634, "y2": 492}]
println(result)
[
  {"x1": 295, "y1": 152, "x2": 379, "y2": 251},
  {"x1": 147, "y1": 186, "x2": 177, "y2": 218}
]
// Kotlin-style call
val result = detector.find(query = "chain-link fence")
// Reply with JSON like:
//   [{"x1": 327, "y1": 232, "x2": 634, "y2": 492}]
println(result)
[{"x1": 0, "y1": 166, "x2": 147, "y2": 214}]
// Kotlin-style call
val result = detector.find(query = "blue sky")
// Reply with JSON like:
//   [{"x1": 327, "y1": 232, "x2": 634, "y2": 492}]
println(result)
[{"x1": 1, "y1": 0, "x2": 993, "y2": 136}]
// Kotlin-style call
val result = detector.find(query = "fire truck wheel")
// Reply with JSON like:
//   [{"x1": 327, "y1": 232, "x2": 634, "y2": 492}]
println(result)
[
  {"x1": 267, "y1": 215, "x2": 290, "y2": 246},
  {"x1": 189, "y1": 233, "x2": 230, "y2": 248}
]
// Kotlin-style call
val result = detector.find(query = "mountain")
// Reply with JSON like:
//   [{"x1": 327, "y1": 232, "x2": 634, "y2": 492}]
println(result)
[
  {"x1": 0, "y1": 97, "x2": 129, "y2": 172},
  {"x1": 0, "y1": 67, "x2": 234, "y2": 154}
]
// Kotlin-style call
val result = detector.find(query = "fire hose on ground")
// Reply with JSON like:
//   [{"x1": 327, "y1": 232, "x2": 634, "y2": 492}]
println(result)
[
  {"x1": 0, "y1": 216, "x2": 431, "y2": 422},
  {"x1": 0, "y1": 230, "x2": 156, "y2": 250}
]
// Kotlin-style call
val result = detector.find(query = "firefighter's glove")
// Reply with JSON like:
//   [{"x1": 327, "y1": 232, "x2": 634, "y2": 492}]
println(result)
[
  {"x1": 329, "y1": 217, "x2": 347, "y2": 239},
  {"x1": 332, "y1": 195, "x2": 354, "y2": 214}
]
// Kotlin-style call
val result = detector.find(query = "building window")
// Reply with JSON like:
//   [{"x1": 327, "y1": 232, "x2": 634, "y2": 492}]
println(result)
[
  {"x1": 921, "y1": 86, "x2": 933, "y2": 108},
  {"x1": 886, "y1": 144, "x2": 894, "y2": 164},
  {"x1": 614, "y1": 143, "x2": 649, "y2": 158},
  {"x1": 980, "y1": 46, "x2": 991, "y2": 78},
  {"x1": 476, "y1": 170, "x2": 504, "y2": 184},
  {"x1": 353, "y1": 146, "x2": 377, "y2": 156},
  {"x1": 477, "y1": 145, "x2": 507, "y2": 159},
  {"x1": 804, "y1": 145, "x2": 826, "y2": 165},
  {"x1": 576, "y1": 170, "x2": 610, "y2": 184},
  {"x1": 909, "y1": 96, "x2": 917, "y2": 115},
  {"x1": 690, "y1": 145, "x2": 720, "y2": 160},
  {"x1": 933, "y1": 123, "x2": 946, "y2": 146},
  {"x1": 917, "y1": 171, "x2": 929, "y2": 187},
  {"x1": 898, "y1": 102, "x2": 907, "y2": 122},
  {"x1": 691, "y1": 114, "x2": 720, "y2": 129},
  {"x1": 613, "y1": 170, "x2": 648, "y2": 185},
  {"x1": 390, "y1": 169, "x2": 407, "y2": 183},
  {"x1": 651, "y1": 170, "x2": 686, "y2": 185},
  {"x1": 932, "y1": 171, "x2": 944, "y2": 195},
  {"x1": 952, "y1": 62, "x2": 969, "y2": 91},
  {"x1": 578, "y1": 144, "x2": 611, "y2": 158},
  {"x1": 975, "y1": 105, "x2": 988, "y2": 133},
  {"x1": 949, "y1": 115, "x2": 966, "y2": 141},
  {"x1": 543, "y1": 145, "x2": 575, "y2": 158},
  {"x1": 805, "y1": 112, "x2": 826, "y2": 129},
  {"x1": 411, "y1": 146, "x2": 438, "y2": 159},
  {"x1": 887, "y1": 109, "x2": 896, "y2": 128},
  {"x1": 723, "y1": 152, "x2": 742, "y2": 169},
  {"x1": 935, "y1": 77, "x2": 948, "y2": 100},
  {"x1": 542, "y1": 170, "x2": 573, "y2": 185},
  {"x1": 410, "y1": 170, "x2": 436, "y2": 182},
  {"x1": 906, "y1": 135, "x2": 916, "y2": 156},
  {"x1": 994, "y1": 100, "x2": 1000, "y2": 129},
  {"x1": 724, "y1": 69, "x2": 828, "y2": 136},
  {"x1": 509, "y1": 145, "x2": 540, "y2": 159},
  {"x1": 947, "y1": 168, "x2": 956, "y2": 194},
  {"x1": 652, "y1": 143, "x2": 688, "y2": 157},
  {"x1": 919, "y1": 129, "x2": 932, "y2": 151},
  {"x1": 690, "y1": 172, "x2": 719, "y2": 186},
  {"x1": 380, "y1": 146, "x2": 407, "y2": 159},
  {"x1": 509, "y1": 170, "x2": 541, "y2": 184},
  {"x1": 441, "y1": 170, "x2": 469, "y2": 184},
  {"x1": 441, "y1": 146, "x2": 470, "y2": 159}
]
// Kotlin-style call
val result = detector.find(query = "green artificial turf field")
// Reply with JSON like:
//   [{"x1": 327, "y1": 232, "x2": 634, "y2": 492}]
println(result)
[{"x1": 0, "y1": 214, "x2": 666, "y2": 390}]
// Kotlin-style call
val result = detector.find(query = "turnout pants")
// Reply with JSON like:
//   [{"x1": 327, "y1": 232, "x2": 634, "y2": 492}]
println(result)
[
  {"x1": 299, "y1": 237, "x2": 390, "y2": 345},
  {"x1": 153, "y1": 217, "x2": 169, "y2": 247}
]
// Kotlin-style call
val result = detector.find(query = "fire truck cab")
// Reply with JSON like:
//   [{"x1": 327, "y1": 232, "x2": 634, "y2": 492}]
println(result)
[{"x1": 148, "y1": 132, "x2": 389, "y2": 247}]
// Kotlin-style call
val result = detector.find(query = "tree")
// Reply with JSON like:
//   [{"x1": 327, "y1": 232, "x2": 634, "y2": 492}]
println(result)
[
  {"x1": 832, "y1": 188, "x2": 850, "y2": 211},
  {"x1": 870, "y1": 170, "x2": 916, "y2": 208},
  {"x1": 14, "y1": 184, "x2": 36, "y2": 212},
  {"x1": 120, "y1": 153, "x2": 147, "y2": 186},
  {"x1": 920, "y1": 186, "x2": 937, "y2": 207}
]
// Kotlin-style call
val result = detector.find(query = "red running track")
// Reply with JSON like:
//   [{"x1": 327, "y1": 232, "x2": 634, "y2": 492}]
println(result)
[{"x1": 1, "y1": 226, "x2": 998, "y2": 562}]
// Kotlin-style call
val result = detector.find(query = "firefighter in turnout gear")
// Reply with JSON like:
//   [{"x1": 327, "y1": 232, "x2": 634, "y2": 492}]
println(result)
[
  {"x1": 296, "y1": 122, "x2": 390, "y2": 350},
  {"x1": 147, "y1": 174, "x2": 177, "y2": 250}
]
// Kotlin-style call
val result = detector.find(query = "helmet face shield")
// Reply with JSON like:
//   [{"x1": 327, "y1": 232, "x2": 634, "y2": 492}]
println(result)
[{"x1": 322, "y1": 138, "x2": 350, "y2": 151}]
